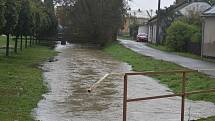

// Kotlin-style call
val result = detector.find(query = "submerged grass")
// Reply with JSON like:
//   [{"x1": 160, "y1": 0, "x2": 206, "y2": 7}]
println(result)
[
  {"x1": 0, "y1": 46, "x2": 57, "y2": 121},
  {"x1": 103, "y1": 42, "x2": 215, "y2": 120}
]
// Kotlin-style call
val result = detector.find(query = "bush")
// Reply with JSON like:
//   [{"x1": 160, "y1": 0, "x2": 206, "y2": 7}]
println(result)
[
  {"x1": 191, "y1": 31, "x2": 202, "y2": 43},
  {"x1": 165, "y1": 21, "x2": 198, "y2": 52},
  {"x1": 129, "y1": 24, "x2": 139, "y2": 39}
]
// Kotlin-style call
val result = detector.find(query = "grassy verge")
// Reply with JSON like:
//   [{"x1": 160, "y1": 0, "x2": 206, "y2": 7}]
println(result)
[
  {"x1": 147, "y1": 43, "x2": 215, "y2": 63},
  {"x1": 0, "y1": 45, "x2": 57, "y2": 121},
  {"x1": 117, "y1": 35, "x2": 133, "y2": 40},
  {"x1": 103, "y1": 42, "x2": 215, "y2": 121},
  {"x1": 197, "y1": 116, "x2": 215, "y2": 121},
  {"x1": 147, "y1": 43, "x2": 202, "y2": 59}
]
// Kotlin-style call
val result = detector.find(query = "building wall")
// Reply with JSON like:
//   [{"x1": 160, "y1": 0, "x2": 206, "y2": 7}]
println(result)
[
  {"x1": 203, "y1": 16, "x2": 215, "y2": 57},
  {"x1": 138, "y1": 25, "x2": 148, "y2": 34},
  {"x1": 120, "y1": 17, "x2": 148, "y2": 34},
  {"x1": 148, "y1": 24, "x2": 153, "y2": 43},
  {"x1": 121, "y1": 18, "x2": 130, "y2": 34},
  {"x1": 148, "y1": 23, "x2": 157, "y2": 44}
]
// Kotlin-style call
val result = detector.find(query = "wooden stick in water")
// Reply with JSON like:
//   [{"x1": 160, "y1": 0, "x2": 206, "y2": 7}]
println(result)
[
  {"x1": 87, "y1": 73, "x2": 125, "y2": 93},
  {"x1": 87, "y1": 69, "x2": 215, "y2": 93},
  {"x1": 88, "y1": 74, "x2": 109, "y2": 93}
]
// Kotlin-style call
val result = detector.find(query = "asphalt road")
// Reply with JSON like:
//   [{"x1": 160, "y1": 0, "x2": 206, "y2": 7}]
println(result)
[{"x1": 119, "y1": 39, "x2": 215, "y2": 77}]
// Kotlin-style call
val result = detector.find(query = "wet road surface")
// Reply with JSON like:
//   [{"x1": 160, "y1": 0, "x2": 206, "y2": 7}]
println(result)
[
  {"x1": 34, "y1": 43, "x2": 215, "y2": 121},
  {"x1": 119, "y1": 39, "x2": 215, "y2": 77}
]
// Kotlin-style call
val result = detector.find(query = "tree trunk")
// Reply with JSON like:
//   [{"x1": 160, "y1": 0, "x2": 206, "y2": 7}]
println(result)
[
  {"x1": 14, "y1": 36, "x2": 18, "y2": 53},
  {"x1": 38, "y1": 38, "x2": 40, "y2": 44},
  {"x1": 6, "y1": 34, "x2": 10, "y2": 56},
  {"x1": 30, "y1": 36, "x2": 32, "y2": 47},
  {"x1": 32, "y1": 36, "x2": 34, "y2": 45},
  {"x1": 20, "y1": 35, "x2": 23, "y2": 51},
  {"x1": 25, "y1": 36, "x2": 27, "y2": 48},
  {"x1": 35, "y1": 36, "x2": 38, "y2": 44},
  {"x1": 113, "y1": 32, "x2": 117, "y2": 41}
]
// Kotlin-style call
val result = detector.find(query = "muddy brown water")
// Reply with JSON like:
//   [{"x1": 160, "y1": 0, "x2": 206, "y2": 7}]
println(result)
[{"x1": 34, "y1": 43, "x2": 215, "y2": 121}]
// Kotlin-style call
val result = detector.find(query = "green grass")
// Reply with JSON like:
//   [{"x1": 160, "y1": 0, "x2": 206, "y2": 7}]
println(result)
[
  {"x1": 117, "y1": 35, "x2": 133, "y2": 40},
  {"x1": 103, "y1": 42, "x2": 215, "y2": 120},
  {"x1": 0, "y1": 35, "x2": 35, "y2": 56},
  {"x1": 0, "y1": 36, "x2": 7, "y2": 46},
  {"x1": 0, "y1": 35, "x2": 16, "y2": 46},
  {"x1": 147, "y1": 43, "x2": 202, "y2": 59},
  {"x1": 147, "y1": 43, "x2": 171, "y2": 52},
  {"x1": 197, "y1": 116, "x2": 215, "y2": 121},
  {"x1": 0, "y1": 45, "x2": 57, "y2": 121}
]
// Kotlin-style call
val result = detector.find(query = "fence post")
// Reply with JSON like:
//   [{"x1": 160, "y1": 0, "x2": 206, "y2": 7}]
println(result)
[
  {"x1": 181, "y1": 72, "x2": 186, "y2": 121},
  {"x1": 123, "y1": 74, "x2": 128, "y2": 121}
]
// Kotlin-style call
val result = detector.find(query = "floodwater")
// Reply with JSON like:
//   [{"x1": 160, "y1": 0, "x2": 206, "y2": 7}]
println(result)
[{"x1": 34, "y1": 43, "x2": 215, "y2": 121}]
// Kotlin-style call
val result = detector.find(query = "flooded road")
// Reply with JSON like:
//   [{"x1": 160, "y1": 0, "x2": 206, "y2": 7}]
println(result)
[{"x1": 34, "y1": 43, "x2": 215, "y2": 121}]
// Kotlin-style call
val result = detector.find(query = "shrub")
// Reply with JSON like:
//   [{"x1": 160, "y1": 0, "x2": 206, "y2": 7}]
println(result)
[
  {"x1": 129, "y1": 24, "x2": 139, "y2": 39},
  {"x1": 191, "y1": 25, "x2": 202, "y2": 44},
  {"x1": 165, "y1": 21, "x2": 198, "y2": 52},
  {"x1": 191, "y1": 32, "x2": 202, "y2": 43}
]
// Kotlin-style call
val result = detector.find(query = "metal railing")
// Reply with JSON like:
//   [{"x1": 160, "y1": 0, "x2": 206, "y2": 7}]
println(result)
[
  {"x1": 88, "y1": 70, "x2": 215, "y2": 121},
  {"x1": 123, "y1": 70, "x2": 215, "y2": 121}
]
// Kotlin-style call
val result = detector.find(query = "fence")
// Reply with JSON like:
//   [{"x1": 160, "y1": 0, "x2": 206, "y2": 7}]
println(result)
[
  {"x1": 88, "y1": 70, "x2": 215, "y2": 121},
  {"x1": 187, "y1": 42, "x2": 201, "y2": 55},
  {"x1": 123, "y1": 70, "x2": 215, "y2": 121}
]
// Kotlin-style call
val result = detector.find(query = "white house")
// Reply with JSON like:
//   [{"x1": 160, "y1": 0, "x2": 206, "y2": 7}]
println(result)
[
  {"x1": 138, "y1": 25, "x2": 149, "y2": 35},
  {"x1": 202, "y1": 6, "x2": 215, "y2": 58},
  {"x1": 148, "y1": 0, "x2": 211, "y2": 44},
  {"x1": 120, "y1": 9, "x2": 150, "y2": 35}
]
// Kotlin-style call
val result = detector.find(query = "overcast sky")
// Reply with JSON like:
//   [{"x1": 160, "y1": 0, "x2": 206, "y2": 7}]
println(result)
[{"x1": 128, "y1": 0, "x2": 175, "y2": 10}]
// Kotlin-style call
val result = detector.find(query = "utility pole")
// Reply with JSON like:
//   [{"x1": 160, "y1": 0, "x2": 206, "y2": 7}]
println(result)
[{"x1": 156, "y1": 0, "x2": 161, "y2": 44}]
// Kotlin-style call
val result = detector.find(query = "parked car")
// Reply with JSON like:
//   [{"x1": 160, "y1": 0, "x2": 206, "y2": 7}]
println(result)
[{"x1": 136, "y1": 33, "x2": 148, "y2": 42}]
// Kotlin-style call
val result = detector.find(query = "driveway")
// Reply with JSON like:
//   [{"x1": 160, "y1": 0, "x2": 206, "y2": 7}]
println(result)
[{"x1": 118, "y1": 39, "x2": 215, "y2": 77}]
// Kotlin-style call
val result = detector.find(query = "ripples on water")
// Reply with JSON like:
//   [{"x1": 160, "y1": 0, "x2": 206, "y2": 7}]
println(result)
[{"x1": 34, "y1": 43, "x2": 215, "y2": 121}]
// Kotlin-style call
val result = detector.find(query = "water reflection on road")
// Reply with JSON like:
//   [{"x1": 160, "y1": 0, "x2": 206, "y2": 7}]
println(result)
[{"x1": 34, "y1": 43, "x2": 215, "y2": 121}]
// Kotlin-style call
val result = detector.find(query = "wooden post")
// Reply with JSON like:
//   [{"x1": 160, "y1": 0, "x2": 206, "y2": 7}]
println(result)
[
  {"x1": 181, "y1": 72, "x2": 186, "y2": 121},
  {"x1": 123, "y1": 74, "x2": 128, "y2": 121}
]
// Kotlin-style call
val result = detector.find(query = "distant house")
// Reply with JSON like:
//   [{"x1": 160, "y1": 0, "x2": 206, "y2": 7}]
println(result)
[
  {"x1": 148, "y1": 0, "x2": 211, "y2": 44},
  {"x1": 201, "y1": 6, "x2": 215, "y2": 58},
  {"x1": 120, "y1": 9, "x2": 150, "y2": 35}
]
